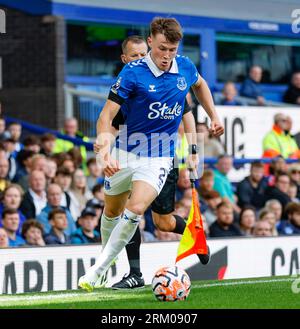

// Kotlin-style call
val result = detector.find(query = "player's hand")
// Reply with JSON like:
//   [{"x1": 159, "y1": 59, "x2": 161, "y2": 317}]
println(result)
[
  {"x1": 93, "y1": 142, "x2": 100, "y2": 154},
  {"x1": 186, "y1": 153, "x2": 199, "y2": 180},
  {"x1": 96, "y1": 153, "x2": 120, "y2": 177},
  {"x1": 210, "y1": 119, "x2": 224, "y2": 137}
]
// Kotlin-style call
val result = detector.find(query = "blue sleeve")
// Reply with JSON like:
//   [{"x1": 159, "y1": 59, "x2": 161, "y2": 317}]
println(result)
[
  {"x1": 186, "y1": 57, "x2": 199, "y2": 86},
  {"x1": 110, "y1": 64, "x2": 137, "y2": 101},
  {"x1": 71, "y1": 236, "x2": 83, "y2": 244}
]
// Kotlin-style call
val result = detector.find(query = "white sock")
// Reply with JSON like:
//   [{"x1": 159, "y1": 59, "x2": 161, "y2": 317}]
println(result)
[
  {"x1": 90, "y1": 208, "x2": 141, "y2": 276},
  {"x1": 100, "y1": 213, "x2": 121, "y2": 250}
]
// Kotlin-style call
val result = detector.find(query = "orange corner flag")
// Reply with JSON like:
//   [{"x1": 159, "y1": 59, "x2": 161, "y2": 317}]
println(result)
[{"x1": 175, "y1": 188, "x2": 208, "y2": 263}]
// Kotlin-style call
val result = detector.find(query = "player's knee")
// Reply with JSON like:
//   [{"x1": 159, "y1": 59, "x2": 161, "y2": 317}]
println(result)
[
  {"x1": 127, "y1": 203, "x2": 145, "y2": 216},
  {"x1": 104, "y1": 207, "x2": 122, "y2": 218}
]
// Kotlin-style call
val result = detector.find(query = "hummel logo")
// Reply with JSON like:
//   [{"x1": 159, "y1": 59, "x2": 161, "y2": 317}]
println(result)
[{"x1": 148, "y1": 85, "x2": 156, "y2": 92}]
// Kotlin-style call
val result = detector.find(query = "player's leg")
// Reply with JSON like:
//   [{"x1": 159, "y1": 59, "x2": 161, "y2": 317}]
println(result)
[
  {"x1": 101, "y1": 191, "x2": 130, "y2": 249},
  {"x1": 151, "y1": 168, "x2": 210, "y2": 264},
  {"x1": 93, "y1": 181, "x2": 157, "y2": 270},
  {"x1": 79, "y1": 158, "x2": 170, "y2": 292},
  {"x1": 111, "y1": 227, "x2": 144, "y2": 290}
]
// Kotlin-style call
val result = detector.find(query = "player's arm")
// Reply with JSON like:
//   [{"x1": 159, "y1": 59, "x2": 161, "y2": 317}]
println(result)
[
  {"x1": 96, "y1": 99, "x2": 121, "y2": 176},
  {"x1": 182, "y1": 110, "x2": 198, "y2": 176},
  {"x1": 191, "y1": 76, "x2": 224, "y2": 137}
]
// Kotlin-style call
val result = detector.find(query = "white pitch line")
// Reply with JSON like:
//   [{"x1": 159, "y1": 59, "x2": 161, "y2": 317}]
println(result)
[
  {"x1": 0, "y1": 277, "x2": 294, "y2": 303},
  {"x1": 193, "y1": 277, "x2": 294, "y2": 288}
]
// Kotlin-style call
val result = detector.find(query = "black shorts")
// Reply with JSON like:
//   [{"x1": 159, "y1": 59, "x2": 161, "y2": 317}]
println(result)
[{"x1": 151, "y1": 167, "x2": 179, "y2": 215}]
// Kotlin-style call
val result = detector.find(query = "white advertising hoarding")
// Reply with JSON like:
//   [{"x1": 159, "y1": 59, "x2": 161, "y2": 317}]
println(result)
[{"x1": 0, "y1": 236, "x2": 299, "y2": 294}]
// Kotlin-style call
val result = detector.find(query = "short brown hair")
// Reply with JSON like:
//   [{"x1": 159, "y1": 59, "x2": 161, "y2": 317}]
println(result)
[
  {"x1": 41, "y1": 133, "x2": 56, "y2": 143},
  {"x1": 202, "y1": 190, "x2": 220, "y2": 200},
  {"x1": 285, "y1": 202, "x2": 300, "y2": 216},
  {"x1": 22, "y1": 219, "x2": 44, "y2": 237},
  {"x1": 150, "y1": 17, "x2": 183, "y2": 43},
  {"x1": 216, "y1": 201, "x2": 233, "y2": 211},
  {"x1": 2, "y1": 208, "x2": 19, "y2": 218},
  {"x1": 122, "y1": 35, "x2": 146, "y2": 53},
  {"x1": 251, "y1": 161, "x2": 264, "y2": 170},
  {"x1": 201, "y1": 169, "x2": 214, "y2": 180},
  {"x1": 48, "y1": 207, "x2": 66, "y2": 221}
]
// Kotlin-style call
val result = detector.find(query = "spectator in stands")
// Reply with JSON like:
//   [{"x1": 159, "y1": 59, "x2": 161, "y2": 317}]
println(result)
[
  {"x1": 267, "y1": 156, "x2": 288, "y2": 185},
  {"x1": 288, "y1": 163, "x2": 300, "y2": 199},
  {"x1": 2, "y1": 208, "x2": 25, "y2": 246},
  {"x1": 0, "y1": 157, "x2": 10, "y2": 196},
  {"x1": 236, "y1": 161, "x2": 268, "y2": 211},
  {"x1": 240, "y1": 65, "x2": 266, "y2": 105},
  {"x1": 21, "y1": 219, "x2": 45, "y2": 246},
  {"x1": 44, "y1": 208, "x2": 71, "y2": 245},
  {"x1": 45, "y1": 158, "x2": 57, "y2": 184},
  {"x1": 252, "y1": 220, "x2": 273, "y2": 237},
  {"x1": 23, "y1": 135, "x2": 41, "y2": 154},
  {"x1": 3, "y1": 136, "x2": 17, "y2": 180},
  {"x1": 86, "y1": 198, "x2": 104, "y2": 225},
  {"x1": 17, "y1": 154, "x2": 48, "y2": 190},
  {"x1": 265, "y1": 199, "x2": 283, "y2": 223},
  {"x1": 209, "y1": 202, "x2": 242, "y2": 238},
  {"x1": 20, "y1": 170, "x2": 47, "y2": 219},
  {"x1": 7, "y1": 122, "x2": 23, "y2": 153},
  {"x1": 69, "y1": 168, "x2": 93, "y2": 221},
  {"x1": 40, "y1": 133, "x2": 56, "y2": 157},
  {"x1": 176, "y1": 168, "x2": 191, "y2": 201},
  {"x1": 198, "y1": 169, "x2": 215, "y2": 197},
  {"x1": 202, "y1": 190, "x2": 222, "y2": 227},
  {"x1": 262, "y1": 113, "x2": 300, "y2": 160},
  {"x1": 213, "y1": 154, "x2": 240, "y2": 213},
  {"x1": 196, "y1": 122, "x2": 224, "y2": 158},
  {"x1": 71, "y1": 207, "x2": 101, "y2": 244},
  {"x1": 218, "y1": 82, "x2": 244, "y2": 106},
  {"x1": 54, "y1": 117, "x2": 89, "y2": 174},
  {"x1": 139, "y1": 217, "x2": 157, "y2": 242},
  {"x1": 87, "y1": 158, "x2": 104, "y2": 190},
  {"x1": 0, "y1": 117, "x2": 10, "y2": 142},
  {"x1": 0, "y1": 184, "x2": 26, "y2": 235},
  {"x1": 14, "y1": 149, "x2": 35, "y2": 183},
  {"x1": 239, "y1": 206, "x2": 256, "y2": 236},
  {"x1": 37, "y1": 183, "x2": 76, "y2": 235},
  {"x1": 277, "y1": 202, "x2": 300, "y2": 235},
  {"x1": 92, "y1": 184, "x2": 105, "y2": 203},
  {"x1": 265, "y1": 172, "x2": 292, "y2": 214},
  {"x1": 0, "y1": 227, "x2": 9, "y2": 248},
  {"x1": 258, "y1": 208, "x2": 278, "y2": 236},
  {"x1": 60, "y1": 155, "x2": 76, "y2": 174},
  {"x1": 288, "y1": 181, "x2": 299, "y2": 203},
  {"x1": 283, "y1": 72, "x2": 300, "y2": 105},
  {"x1": 53, "y1": 167, "x2": 72, "y2": 211}
]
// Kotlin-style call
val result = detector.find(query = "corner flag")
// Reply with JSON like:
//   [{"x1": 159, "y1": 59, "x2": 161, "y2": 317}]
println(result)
[{"x1": 176, "y1": 187, "x2": 208, "y2": 263}]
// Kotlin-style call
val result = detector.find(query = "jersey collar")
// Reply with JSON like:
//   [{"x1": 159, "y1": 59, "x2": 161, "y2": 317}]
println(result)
[{"x1": 145, "y1": 52, "x2": 179, "y2": 77}]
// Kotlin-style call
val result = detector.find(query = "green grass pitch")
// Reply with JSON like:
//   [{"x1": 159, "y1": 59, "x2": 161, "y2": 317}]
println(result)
[{"x1": 1, "y1": 276, "x2": 299, "y2": 309}]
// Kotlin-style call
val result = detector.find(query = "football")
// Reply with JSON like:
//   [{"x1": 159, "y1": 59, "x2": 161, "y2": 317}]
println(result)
[{"x1": 151, "y1": 265, "x2": 191, "y2": 301}]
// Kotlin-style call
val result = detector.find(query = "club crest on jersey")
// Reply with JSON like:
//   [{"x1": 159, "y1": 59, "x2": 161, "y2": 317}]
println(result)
[
  {"x1": 111, "y1": 77, "x2": 122, "y2": 94},
  {"x1": 104, "y1": 179, "x2": 111, "y2": 190},
  {"x1": 176, "y1": 77, "x2": 187, "y2": 91}
]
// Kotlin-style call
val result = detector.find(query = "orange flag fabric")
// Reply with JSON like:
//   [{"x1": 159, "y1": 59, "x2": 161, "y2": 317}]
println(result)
[{"x1": 175, "y1": 188, "x2": 208, "y2": 263}]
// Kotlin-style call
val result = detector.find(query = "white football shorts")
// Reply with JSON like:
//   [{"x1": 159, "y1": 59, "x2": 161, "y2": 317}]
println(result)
[{"x1": 103, "y1": 148, "x2": 173, "y2": 196}]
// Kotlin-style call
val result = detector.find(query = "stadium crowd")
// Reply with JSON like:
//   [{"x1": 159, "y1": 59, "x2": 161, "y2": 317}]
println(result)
[{"x1": 0, "y1": 109, "x2": 300, "y2": 249}]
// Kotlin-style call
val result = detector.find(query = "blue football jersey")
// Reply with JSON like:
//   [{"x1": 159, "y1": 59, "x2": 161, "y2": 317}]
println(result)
[{"x1": 109, "y1": 53, "x2": 199, "y2": 157}]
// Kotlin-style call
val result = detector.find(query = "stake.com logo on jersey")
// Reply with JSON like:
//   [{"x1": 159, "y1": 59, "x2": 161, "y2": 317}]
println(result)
[{"x1": 148, "y1": 101, "x2": 182, "y2": 120}]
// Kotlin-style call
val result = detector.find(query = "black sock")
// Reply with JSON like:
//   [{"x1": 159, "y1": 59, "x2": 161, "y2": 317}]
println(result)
[
  {"x1": 173, "y1": 214, "x2": 186, "y2": 234},
  {"x1": 125, "y1": 227, "x2": 142, "y2": 277}
]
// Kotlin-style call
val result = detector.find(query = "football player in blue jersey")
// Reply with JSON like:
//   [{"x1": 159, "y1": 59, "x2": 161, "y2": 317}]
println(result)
[
  {"x1": 79, "y1": 17, "x2": 224, "y2": 292},
  {"x1": 95, "y1": 35, "x2": 211, "y2": 290}
]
